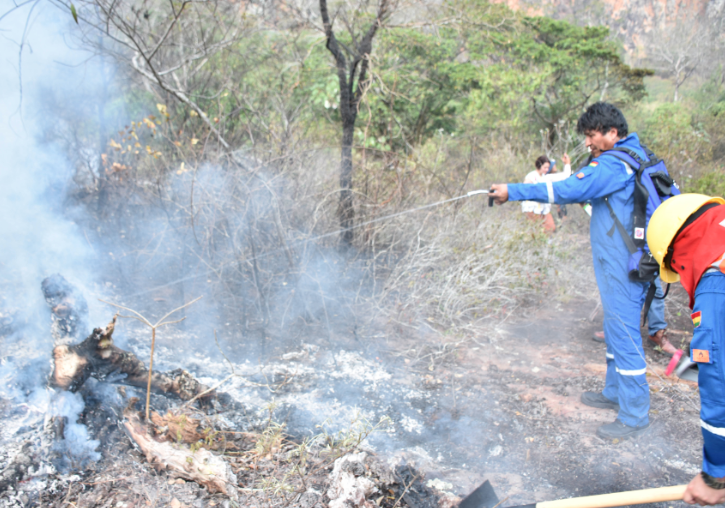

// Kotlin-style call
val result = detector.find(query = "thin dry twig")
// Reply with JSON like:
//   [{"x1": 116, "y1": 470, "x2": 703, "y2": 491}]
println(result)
[
  {"x1": 492, "y1": 496, "x2": 510, "y2": 508},
  {"x1": 181, "y1": 373, "x2": 235, "y2": 409},
  {"x1": 99, "y1": 296, "x2": 203, "y2": 421},
  {"x1": 391, "y1": 472, "x2": 420, "y2": 508}
]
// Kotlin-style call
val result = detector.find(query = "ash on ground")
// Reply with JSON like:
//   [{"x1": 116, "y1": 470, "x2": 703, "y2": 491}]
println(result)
[{"x1": 0, "y1": 281, "x2": 703, "y2": 507}]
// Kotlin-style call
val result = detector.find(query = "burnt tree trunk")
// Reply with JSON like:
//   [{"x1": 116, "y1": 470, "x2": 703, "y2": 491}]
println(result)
[
  {"x1": 51, "y1": 317, "x2": 214, "y2": 403},
  {"x1": 319, "y1": 0, "x2": 390, "y2": 244},
  {"x1": 340, "y1": 118, "x2": 355, "y2": 243}
]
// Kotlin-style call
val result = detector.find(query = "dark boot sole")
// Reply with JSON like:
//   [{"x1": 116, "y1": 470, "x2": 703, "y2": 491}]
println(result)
[
  {"x1": 596, "y1": 423, "x2": 650, "y2": 440},
  {"x1": 592, "y1": 333, "x2": 605, "y2": 343},
  {"x1": 581, "y1": 394, "x2": 620, "y2": 412}
]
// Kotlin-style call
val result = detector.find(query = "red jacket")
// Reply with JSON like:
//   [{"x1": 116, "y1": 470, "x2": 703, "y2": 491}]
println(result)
[{"x1": 670, "y1": 204, "x2": 725, "y2": 308}]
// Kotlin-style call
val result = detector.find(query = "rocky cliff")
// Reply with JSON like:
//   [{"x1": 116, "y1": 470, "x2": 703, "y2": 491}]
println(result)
[{"x1": 493, "y1": 0, "x2": 722, "y2": 57}]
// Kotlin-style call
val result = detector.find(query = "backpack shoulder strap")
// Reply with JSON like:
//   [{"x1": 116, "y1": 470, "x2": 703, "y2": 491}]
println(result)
[
  {"x1": 601, "y1": 147, "x2": 645, "y2": 169},
  {"x1": 603, "y1": 196, "x2": 638, "y2": 255},
  {"x1": 640, "y1": 144, "x2": 659, "y2": 163}
]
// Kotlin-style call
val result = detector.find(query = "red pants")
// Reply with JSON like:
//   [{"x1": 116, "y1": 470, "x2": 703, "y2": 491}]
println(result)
[{"x1": 525, "y1": 212, "x2": 555, "y2": 232}]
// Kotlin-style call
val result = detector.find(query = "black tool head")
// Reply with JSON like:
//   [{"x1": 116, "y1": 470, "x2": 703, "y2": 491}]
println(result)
[{"x1": 459, "y1": 480, "x2": 500, "y2": 508}]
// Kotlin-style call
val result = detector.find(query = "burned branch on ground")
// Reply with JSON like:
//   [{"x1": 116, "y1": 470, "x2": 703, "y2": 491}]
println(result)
[
  {"x1": 34, "y1": 277, "x2": 430, "y2": 507},
  {"x1": 43, "y1": 276, "x2": 215, "y2": 405},
  {"x1": 51, "y1": 316, "x2": 214, "y2": 404},
  {"x1": 123, "y1": 402, "x2": 239, "y2": 500}
]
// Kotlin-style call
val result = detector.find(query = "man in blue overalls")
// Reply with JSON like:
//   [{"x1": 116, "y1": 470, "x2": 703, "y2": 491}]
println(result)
[{"x1": 490, "y1": 102, "x2": 650, "y2": 440}]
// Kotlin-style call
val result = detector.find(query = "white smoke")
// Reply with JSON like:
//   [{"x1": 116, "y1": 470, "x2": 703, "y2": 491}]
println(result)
[
  {"x1": 0, "y1": 2, "x2": 108, "y2": 463},
  {"x1": 50, "y1": 391, "x2": 102, "y2": 463}
]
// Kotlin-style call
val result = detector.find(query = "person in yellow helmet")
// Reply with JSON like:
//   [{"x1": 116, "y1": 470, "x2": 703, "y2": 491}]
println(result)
[{"x1": 647, "y1": 193, "x2": 725, "y2": 506}]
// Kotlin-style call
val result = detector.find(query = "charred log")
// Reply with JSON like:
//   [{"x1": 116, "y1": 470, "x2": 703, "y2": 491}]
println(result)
[
  {"x1": 51, "y1": 317, "x2": 213, "y2": 402},
  {"x1": 41, "y1": 274, "x2": 89, "y2": 343}
]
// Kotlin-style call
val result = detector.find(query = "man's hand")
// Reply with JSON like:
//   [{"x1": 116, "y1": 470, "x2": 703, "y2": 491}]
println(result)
[
  {"x1": 562, "y1": 153, "x2": 571, "y2": 165},
  {"x1": 489, "y1": 184, "x2": 509, "y2": 205},
  {"x1": 683, "y1": 474, "x2": 725, "y2": 505}
]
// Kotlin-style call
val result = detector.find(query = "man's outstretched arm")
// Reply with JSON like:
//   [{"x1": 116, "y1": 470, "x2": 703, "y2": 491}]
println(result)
[{"x1": 490, "y1": 158, "x2": 632, "y2": 206}]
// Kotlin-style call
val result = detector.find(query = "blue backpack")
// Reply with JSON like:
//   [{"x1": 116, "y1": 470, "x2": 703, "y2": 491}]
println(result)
[{"x1": 601, "y1": 146, "x2": 680, "y2": 283}]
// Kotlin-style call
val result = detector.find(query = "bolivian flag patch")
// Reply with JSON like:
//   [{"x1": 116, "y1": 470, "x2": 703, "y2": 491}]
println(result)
[
  {"x1": 692, "y1": 311, "x2": 702, "y2": 327},
  {"x1": 588, "y1": 161, "x2": 599, "y2": 167}
]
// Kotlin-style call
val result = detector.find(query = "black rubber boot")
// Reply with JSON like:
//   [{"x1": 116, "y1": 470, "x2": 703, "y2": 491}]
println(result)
[
  {"x1": 581, "y1": 391, "x2": 620, "y2": 411},
  {"x1": 596, "y1": 419, "x2": 650, "y2": 440}
]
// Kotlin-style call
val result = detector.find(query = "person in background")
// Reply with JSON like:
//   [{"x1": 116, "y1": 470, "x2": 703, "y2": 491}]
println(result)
[
  {"x1": 546, "y1": 158, "x2": 570, "y2": 220},
  {"x1": 647, "y1": 194, "x2": 725, "y2": 506},
  {"x1": 545, "y1": 154, "x2": 572, "y2": 183},
  {"x1": 490, "y1": 102, "x2": 652, "y2": 440},
  {"x1": 521, "y1": 154, "x2": 571, "y2": 232}
]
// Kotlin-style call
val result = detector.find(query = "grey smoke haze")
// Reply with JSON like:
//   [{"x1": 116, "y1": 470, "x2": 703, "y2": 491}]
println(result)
[
  {"x1": 0, "y1": 2, "x2": 105, "y2": 329},
  {"x1": 0, "y1": 2, "x2": 108, "y2": 462},
  {"x1": 0, "y1": 0, "x2": 418, "y2": 470}
]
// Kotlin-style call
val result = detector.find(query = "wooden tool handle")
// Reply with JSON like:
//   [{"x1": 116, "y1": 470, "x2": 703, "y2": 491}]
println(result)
[{"x1": 537, "y1": 485, "x2": 687, "y2": 508}]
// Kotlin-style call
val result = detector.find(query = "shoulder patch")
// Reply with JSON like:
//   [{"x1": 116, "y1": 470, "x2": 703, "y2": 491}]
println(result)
[
  {"x1": 576, "y1": 172, "x2": 586, "y2": 179},
  {"x1": 693, "y1": 349, "x2": 710, "y2": 363},
  {"x1": 588, "y1": 161, "x2": 599, "y2": 167}
]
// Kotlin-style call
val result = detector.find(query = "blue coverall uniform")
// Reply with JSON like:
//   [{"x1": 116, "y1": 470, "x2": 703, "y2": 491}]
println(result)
[
  {"x1": 508, "y1": 133, "x2": 650, "y2": 427},
  {"x1": 692, "y1": 271, "x2": 725, "y2": 477},
  {"x1": 648, "y1": 278, "x2": 667, "y2": 336}
]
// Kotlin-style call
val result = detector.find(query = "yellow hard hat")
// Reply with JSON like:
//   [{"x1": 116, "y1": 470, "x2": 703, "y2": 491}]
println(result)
[{"x1": 647, "y1": 193, "x2": 725, "y2": 283}]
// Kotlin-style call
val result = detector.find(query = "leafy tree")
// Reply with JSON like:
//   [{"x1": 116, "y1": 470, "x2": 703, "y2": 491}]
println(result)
[
  {"x1": 357, "y1": 28, "x2": 470, "y2": 152},
  {"x1": 355, "y1": 1, "x2": 653, "y2": 154},
  {"x1": 511, "y1": 17, "x2": 652, "y2": 146}
]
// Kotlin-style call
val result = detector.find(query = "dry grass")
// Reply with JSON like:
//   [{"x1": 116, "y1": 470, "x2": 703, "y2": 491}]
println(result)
[
  {"x1": 83, "y1": 137, "x2": 596, "y2": 340},
  {"x1": 371, "y1": 204, "x2": 594, "y2": 328}
]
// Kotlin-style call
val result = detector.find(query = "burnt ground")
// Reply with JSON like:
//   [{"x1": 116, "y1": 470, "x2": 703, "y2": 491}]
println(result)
[
  {"x1": 0, "y1": 283, "x2": 703, "y2": 508},
  {"x1": 370, "y1": 295, "x2": 702, "y2": 507}
]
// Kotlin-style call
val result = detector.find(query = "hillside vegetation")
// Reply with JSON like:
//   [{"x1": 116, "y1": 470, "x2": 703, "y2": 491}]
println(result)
[{"x1": 47, "y1": 0, "x2": 725, "y2": 330}]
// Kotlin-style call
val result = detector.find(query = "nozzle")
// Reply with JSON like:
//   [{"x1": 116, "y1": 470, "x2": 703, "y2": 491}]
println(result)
[{"x1": 465, "y1": 189, "x2": 495, "y2": 207}]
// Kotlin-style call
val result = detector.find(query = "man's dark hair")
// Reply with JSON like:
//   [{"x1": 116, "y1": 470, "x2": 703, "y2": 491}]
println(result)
[
  {"x1": 576, "y1": 102, "x2": 628, "y2": 138},
  {"x1": 534, "y1": 155, "x2": 549, "y2": 170}
]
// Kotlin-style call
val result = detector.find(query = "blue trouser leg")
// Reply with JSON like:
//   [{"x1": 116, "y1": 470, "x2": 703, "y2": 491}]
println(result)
[
  {"x1": 647, "y1": 278, "x2": 668, "y2": 336},
  {"x1": 593, "y1": 255, "x2": 650, "y2": 427},
  {"x1": 603, "y1": 346, "x2": 618, "y2": 404},
  {"x1": 692, "y1": 271, "x2": 725, "y2": 477},
  {"x1": 594, "y1": 258, "x2": 620, "y2": 404}
]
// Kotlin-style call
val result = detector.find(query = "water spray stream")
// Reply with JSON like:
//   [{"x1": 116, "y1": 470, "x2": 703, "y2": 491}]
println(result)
[{"x1": 127, "y1": 190, "x2": 493, "y2": 297}]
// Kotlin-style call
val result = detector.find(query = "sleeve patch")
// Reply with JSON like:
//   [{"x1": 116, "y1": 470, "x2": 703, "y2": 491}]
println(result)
[
  {"x1": 693, "y1": 349, "x2": 710, "y2": 363},
  {"x1": 588, "y1": 161, "x2": 599, "y2": 167},
  {"x1": 576, "y1": 172, "x2": 586, "y2": 179}
]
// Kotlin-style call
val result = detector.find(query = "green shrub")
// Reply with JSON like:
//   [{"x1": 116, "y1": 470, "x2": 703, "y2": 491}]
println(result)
[
  {"x1": 687, "y1": 168, "x2": 725, "y2": 198},
  {"x1": 640, "y1": 102, "x2": 709, "y2": 164}
]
